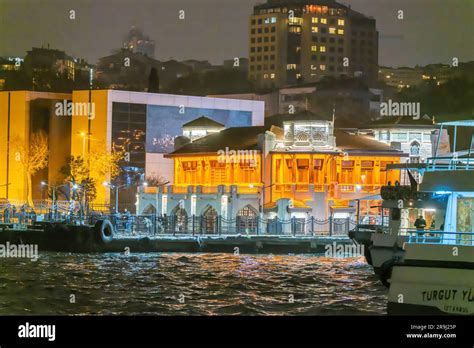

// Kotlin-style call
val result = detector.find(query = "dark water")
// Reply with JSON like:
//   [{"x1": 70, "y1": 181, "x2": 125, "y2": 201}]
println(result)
[{"x1": 0, "y1": 253, "x2": 387, "y2": 315}]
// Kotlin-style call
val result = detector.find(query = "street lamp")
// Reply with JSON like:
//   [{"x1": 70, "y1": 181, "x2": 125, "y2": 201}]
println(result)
[
  {"x1": 250, "y1": 183, "x2": 276, "y2": 215},
  {"x1": 103, "y1": 182, "x2": 128, "y2": 213},
  {"x1": 41, "y1": 181, "x2": 70, "y2": 219},
  {"x1": 78, "y1": 132, "x2": 92, "y2": 158},
  {"x1": 0, "y1": 183, "x2": 11, "y2": 200}
]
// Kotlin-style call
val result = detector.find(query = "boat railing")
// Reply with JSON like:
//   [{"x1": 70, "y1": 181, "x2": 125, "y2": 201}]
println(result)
[
  {"x1": 402, "y1": 229, "x2": 473, "y2": 246},
  {"x1": 426, "y1": 154, "x2": 474, "y2": 172}
]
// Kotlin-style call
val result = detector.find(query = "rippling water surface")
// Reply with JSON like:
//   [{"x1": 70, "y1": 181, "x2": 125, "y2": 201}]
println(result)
[{"x1": 0, "y1": 253, "x2": 387, "y2": 315}]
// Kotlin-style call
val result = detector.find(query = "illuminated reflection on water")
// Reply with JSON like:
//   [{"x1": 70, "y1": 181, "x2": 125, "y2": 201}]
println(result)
[{"x1": 0, "y1": 253, "x2": 387, "y2": 315}]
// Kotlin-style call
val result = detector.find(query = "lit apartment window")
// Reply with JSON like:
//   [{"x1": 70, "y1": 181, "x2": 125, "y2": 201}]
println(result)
[
  {"x1": 329, "y1": 27, "x2": 336, "y2": 34},
  {"x1": 320, "y1": 46, "x2": 326, "y2": 52},
  {"x1": 270, "y1": 73, "x2": 275, "y2": 79},
  {"x1": 264, "y1": 18, "x2": 270, "y2": 24},
  {"x1": 287, "y1": 64, "x2": 297, "y2": 70},
  {"x1": 338, "y1": 19, "x2": 345, "y2": 26},
  {"x1": 271, "y1": 17, "x2": 277, "y2": 23},
  {"x1": 296, "y1": 73, "x2": 302, "y2": 79},
  {"x1": 288, "y1": 17, "x2": 303, "y2": 25},
  {"x1": 264, "y1": 73, "x2": 269, "y2": 79},
  {"x1": 311, "y1": 26, "x2": 318, "y2": 33},
  {"x1": 312, "y1": 17, "x2": 318, "y2": 23},
  {"x1": 311, "y1": 65, "x2": 317, "y2": 70},
  {"x1": 311, "y1": 45, "x2": 317, "y2": 52},
  {"x1": 320, "y1": 64, "x2": 326, "y2": 71},
  {"x1": 338, "y1": 29, "x2": 344, "y2": 35},
  {"x1": 289, "y1": 26, "x2": 301, "y2": 33},
  {"x1": 321, "y1": 18, "x2": 327, "y2": 24}
]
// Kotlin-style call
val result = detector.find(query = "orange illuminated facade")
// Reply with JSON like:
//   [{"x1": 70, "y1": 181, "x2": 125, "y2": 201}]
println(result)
[
  {"x1": 152, "y1": 117, "x2": 405, "y2": 221},
  {"x1": 170, "y1": 154, "x2": 261, "y2": 195},
  {"x1": 271, "y1": 153, "x2": 400, "y2": 199}
]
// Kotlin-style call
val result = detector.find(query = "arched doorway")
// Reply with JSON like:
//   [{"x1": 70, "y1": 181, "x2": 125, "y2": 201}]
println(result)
[
  {"x1": 142, "y1": 204, "x2": 156, "y2": 215},
  {"x1": 171, "y1": 205, "x2": 188, "y2": 233},
  {"x1": 202, "y1": 206, "x2": 218, "y2": 234},
  {"x1": 237, "y1": 205, "x2": 258, "y2": 234}
]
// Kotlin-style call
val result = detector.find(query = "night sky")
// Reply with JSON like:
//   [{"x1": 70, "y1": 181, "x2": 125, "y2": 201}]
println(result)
[{"x1": 0, "y1": 0, "x2": 473, "y2": 67}]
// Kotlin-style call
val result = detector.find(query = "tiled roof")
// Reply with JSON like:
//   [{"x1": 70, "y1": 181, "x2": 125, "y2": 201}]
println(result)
[
  {"x1": 335, "y1": 130, "x2": 403, "y2": 154},
  {"x1": 363, "y1": 115, "x2": 435, "y2": 128},
  {"x1": 167, "y1": 126, "x2": 265, "y2": 156}
]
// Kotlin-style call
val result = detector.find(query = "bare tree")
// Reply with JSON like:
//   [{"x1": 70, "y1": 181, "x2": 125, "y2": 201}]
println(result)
[
  {"x1": 145, "y1": 175, "x2": 168, "y2": 187},
  {"x1": 11, "y1": 131, "x2": 49, "y2": 207}
]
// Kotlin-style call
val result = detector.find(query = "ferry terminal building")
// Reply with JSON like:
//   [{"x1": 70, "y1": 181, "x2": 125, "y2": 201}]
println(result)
[{"x1": 137, "y1": 110, "x2": 407, "y2": 231}]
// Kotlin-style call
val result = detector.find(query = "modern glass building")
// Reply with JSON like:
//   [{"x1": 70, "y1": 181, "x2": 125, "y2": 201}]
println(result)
[{"x1": 71, "y1": 90, "x2": 265, "y2": 211}]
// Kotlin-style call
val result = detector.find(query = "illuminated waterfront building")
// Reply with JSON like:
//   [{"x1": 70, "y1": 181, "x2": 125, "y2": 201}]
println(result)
[
  {"x1": 137, "y1": 111, "x2": 405, "y2": 227},
  {"x1": 248, "y1": 0, "x2": 379, "y2": 88}
]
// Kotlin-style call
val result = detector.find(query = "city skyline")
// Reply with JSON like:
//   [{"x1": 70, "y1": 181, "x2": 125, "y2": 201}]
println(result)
[{"x1": 0, "y1": 0, "x2": 473, "y2": 68}]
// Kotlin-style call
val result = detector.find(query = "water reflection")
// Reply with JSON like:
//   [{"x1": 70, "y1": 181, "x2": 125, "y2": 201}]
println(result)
[{"x1": 0, "y1": 253, "x2": 387, "y2": 315}]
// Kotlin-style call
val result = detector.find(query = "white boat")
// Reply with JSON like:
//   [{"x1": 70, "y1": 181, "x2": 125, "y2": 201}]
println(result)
[
  {"x1": 366, "y1": 170, "x2": 439, "y2": 285},
  {"x1": 387, "y1": 120, "x2": 474, "y2": 315}
]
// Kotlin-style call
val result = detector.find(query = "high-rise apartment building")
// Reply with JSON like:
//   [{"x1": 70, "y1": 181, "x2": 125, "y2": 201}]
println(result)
[{"x1": 248, "y1": 0, "x2": 378, "y2": 88}]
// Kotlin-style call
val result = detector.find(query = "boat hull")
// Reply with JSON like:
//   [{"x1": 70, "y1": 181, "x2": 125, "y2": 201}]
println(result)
[{"x1": 387, "y1": 244, "x2": 474, "y2": 315}]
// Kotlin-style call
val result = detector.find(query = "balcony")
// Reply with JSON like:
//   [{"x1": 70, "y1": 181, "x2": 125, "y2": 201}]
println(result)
[{"x1": 151, "y1": 185, "x2": 261, "y2": 196}]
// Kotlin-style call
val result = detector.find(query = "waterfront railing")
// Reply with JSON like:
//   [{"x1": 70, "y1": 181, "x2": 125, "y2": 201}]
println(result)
[
  {"x1": 0, "y1": 201, "x2": 358, "y2": 237},
  {"x1": 105, "y1": 214, "x2": 356, "y2": 237}
]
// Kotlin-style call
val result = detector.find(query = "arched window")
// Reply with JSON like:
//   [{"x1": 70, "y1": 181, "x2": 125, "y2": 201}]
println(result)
[
  {"x1": 410, "y1": 141, "x2": 421, "y2": 157},
  {"x1": 171, "y1": 205, "x2": 188, "y2": 232},
  {"x1": 202, "y1": 206, "x2": 218, "y2": 234},
  {"x1": 237, "y1": 205, "x2": 258, "y2": 234}
]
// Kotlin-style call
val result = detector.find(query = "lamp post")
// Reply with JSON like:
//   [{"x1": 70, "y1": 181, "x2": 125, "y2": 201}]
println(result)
[
  {"x1": 250, "y1": 183, "x2": 275, "y2": 216},
  {"x1": 41, "y1": 181, "x2": 70, "y2": 220},
  {"x1": 0, "y1": 183, "x2": 11, "y2": 201},
  {"x1": 78, "y1": 132, "x2": 92, "y2": 158},
  {"x1": 136, "y1": 180, "x2": 170, "y2": 215}
]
